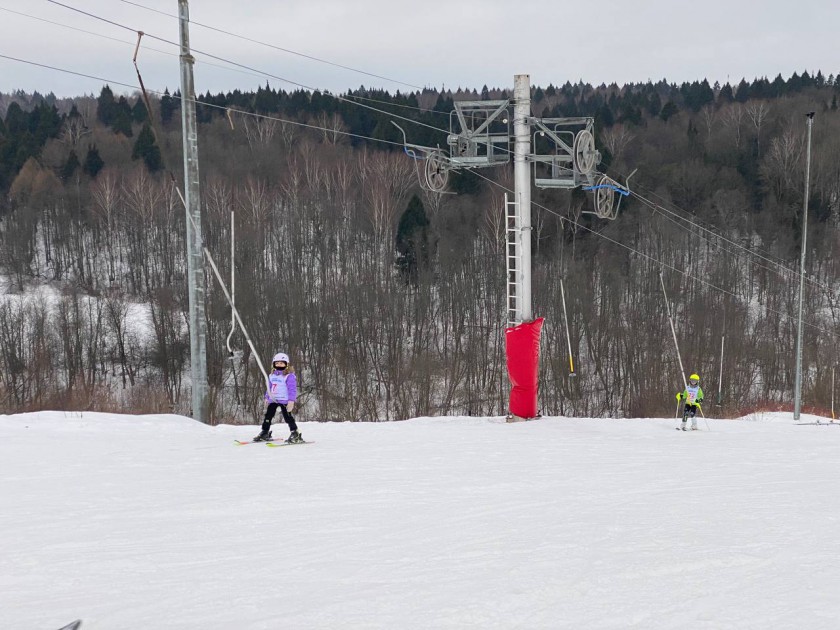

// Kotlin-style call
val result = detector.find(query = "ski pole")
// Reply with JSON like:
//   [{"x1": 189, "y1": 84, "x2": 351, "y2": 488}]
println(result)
[
  {"x1": 697, "y1": 402, "x2": 710, "y2": 431},
  {"x1": 560, "y1": 278, "x2": 576, "y2": 378}
]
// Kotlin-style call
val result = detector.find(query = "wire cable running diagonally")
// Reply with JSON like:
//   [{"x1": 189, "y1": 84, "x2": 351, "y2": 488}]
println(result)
[
  {"x1": 604, "y1": 164, "x2": 817, "y2": 284},
  {"x1": 0, "y1": 5, "x2": 171, "y2": 54},
  {"x1": 0, "y1": 5, "x2": 266, "y2": 82},
  {"x1": 0, "y1": 52, "x2": 143, "y2": 92},
  {"x1": 43, "y1": 0, "x2": 454, "y2": 127},
  {"x1": 629, "y1": 190, "x2": 833, "y2": 295},
  {"x1": 115, "y1": 0, "x2": 427, "y2": 91},
  {"x1": 44, "y1": 0, "x2": 137, "y2": 33},
  {"x1": 466, "y1": 168, "x2": 838, "y2": 339},
  {"x1": 0, "y1": 53, "x2": 408, "y2": 150}
]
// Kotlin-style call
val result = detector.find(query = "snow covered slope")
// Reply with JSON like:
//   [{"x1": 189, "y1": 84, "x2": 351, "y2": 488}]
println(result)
[{"x1": 1, "y1": 412, "x2": 838, "y2": 629}]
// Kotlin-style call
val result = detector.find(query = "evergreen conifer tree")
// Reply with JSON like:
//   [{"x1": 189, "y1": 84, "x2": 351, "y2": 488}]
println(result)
[
  {"x1": 647, "y1": 91, "x2": 662, "y2": 116},
  {"x1": 132, "y1": 99, "x2": 149, "y2": 124},
  {"x1": 160, "y1": 89, "x2": 178, "y2": 125},
  {"x1": 735, "y1": 79, "x2": 750, "y2": 103},
  {"x1": 395, "y1": 195, "x2": 432, "y2": 282},
  {"x1": 61, "y1": 150, "x2": 80, "y2": 181},
  {"x1": 111, "y1": 99, "x2": 134, "y2": 137},
  {"x1": 83, "y1": 144, "x2": 104, "y2": 178},
  {"x1": 97, "y1": 85, "x2": 116, "y2": 125},
  {"x1": 132, "y1": 123, "x2": 162, "y2": 172},
  {"x1": 660, "y1": 101, "x2": 679, "y2": 122}
]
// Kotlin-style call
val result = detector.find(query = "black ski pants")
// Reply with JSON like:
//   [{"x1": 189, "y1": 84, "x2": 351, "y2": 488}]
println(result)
[
  {"x1": 262, "y1": 402, "x2": 297, "y2": 433},
  {"x1": 682, "y1": 403, "x2": 699, "y2": 418}
]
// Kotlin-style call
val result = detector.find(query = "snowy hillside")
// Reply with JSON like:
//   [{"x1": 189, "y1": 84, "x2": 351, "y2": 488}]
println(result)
[{"x1": 2, "y1": 411, "x2": 839, "y2": 629}]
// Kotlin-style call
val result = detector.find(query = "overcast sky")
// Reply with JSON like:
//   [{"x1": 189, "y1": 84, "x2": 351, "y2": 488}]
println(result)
[{"x1": 1, "y1": 0, "x2": 838, "y2": 98}]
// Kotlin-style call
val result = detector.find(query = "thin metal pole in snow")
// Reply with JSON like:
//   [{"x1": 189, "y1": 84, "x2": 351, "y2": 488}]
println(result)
[
  {"x1": 225, "y1": 209, "x2": 242, "y2": 405},
  {"x1": 794, "y1": 112, "x2": 815, "y2": 422},
  {"x1": 659, "y1": 271, "x2": 687, "y2": 391},
  {"x1": 832, "y1": 367, "x2": 835, "y2": 421},
  {"x1": 203, "y1": 247, "x2": 271, "y2": 388},
  {"x1": 717, "y1": 335, "x2": 725, "y2": 406},
  {"x1": 226, "y1": 210, "x2": 235, "y2": 356},
  {"x1": 560, "y1": 278, "x2": 575, "y2": 377}
]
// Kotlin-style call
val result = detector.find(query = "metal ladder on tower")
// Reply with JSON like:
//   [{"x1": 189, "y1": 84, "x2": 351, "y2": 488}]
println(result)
[{"x1": 505, "y1": 193, "x2": 521, "y2": 328}]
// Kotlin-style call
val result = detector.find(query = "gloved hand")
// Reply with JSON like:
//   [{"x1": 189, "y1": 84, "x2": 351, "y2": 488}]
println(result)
[
  {"x1": 286, "y1": 401, "x2": 295, "y2": 413},
  {"x1": 696, "y1": 398, "x2": 703, "y2": 404},
  {"x1": 676, "y1": 392, "x2": 683, "y2": 401}
]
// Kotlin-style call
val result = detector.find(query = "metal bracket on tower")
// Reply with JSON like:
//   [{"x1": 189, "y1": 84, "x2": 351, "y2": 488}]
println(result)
[
  {"x1": 447, "y1": 100, "x2": 511, "y2": 168},
  {"x1": 530, "y1": 117, "x2": 600, "y2": 189},
  {"x1": 392, "y1": 100, "x2": 510, "y2": 194}
]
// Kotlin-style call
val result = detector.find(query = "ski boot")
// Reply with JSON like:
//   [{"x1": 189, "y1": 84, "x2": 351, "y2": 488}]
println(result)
[
  {"x1": 286, "y1": 430, "x2": 304, "y2": 444},
  {"x1": 253, "y1": 429, "x2": 272, "y2": 442}
]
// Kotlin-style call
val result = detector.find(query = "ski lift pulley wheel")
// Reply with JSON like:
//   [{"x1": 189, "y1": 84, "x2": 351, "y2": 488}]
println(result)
[
  {"x1": 425, "y1": 151, "x2": 450, "y2": 193},
  {"x1": 593, "y1": 174, "x2": 617, "y2": 220},
  {"x1": 573, "y1": 129, "x2": 597, "y2": 175}
]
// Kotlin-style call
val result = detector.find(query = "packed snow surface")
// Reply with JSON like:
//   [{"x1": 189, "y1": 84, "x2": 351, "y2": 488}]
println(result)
[{"x1": 2, "y1": 411, "x2": 839, "y2": 629}]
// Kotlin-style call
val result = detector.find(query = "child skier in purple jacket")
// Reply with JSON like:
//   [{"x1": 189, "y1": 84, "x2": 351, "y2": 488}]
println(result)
[{"x1": 254, "y1": 352, "x2": 302, "y2": 443}]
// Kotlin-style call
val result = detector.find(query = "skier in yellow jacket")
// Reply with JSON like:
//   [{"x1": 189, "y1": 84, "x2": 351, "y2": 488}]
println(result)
[{"x1": 676, "y1": 373, "x2": 704, "y2": 431}]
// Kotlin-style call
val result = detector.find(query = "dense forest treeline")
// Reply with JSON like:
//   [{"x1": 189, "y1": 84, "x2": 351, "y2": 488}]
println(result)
[{"x1": 2, "y1": 71, "x2": 840, "y2": 421}]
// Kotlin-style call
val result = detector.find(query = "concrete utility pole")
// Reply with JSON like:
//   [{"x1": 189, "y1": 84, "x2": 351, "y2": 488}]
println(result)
[
  {"x1": 178, "y1": 0, "x2": 209, "y2": 422},
  {"x1": 793, "y1": 112, "x2": 815, "y2": 422},
  {"x1": 513, "y1": 74, "x2": 532, "y2": 323}
]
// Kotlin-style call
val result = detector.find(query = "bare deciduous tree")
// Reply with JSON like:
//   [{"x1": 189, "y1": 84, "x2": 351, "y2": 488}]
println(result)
[
  {"x1": 601, "y1": 125, "x2": 635, "y2": 163},
  {"x1": 746, "y1": 101, "x2": 770, "y2": 157},
  {"x1": 722, "y1": 104, "x2": 745, "y2": 149},
  {"x1": 240, "y1": 110, "x2": 277, "y2": 151},
  {"x1": 700, "y1": 105, "x2": 717, "y2": 142},
  {"x1": 761, "y1": 128, "x2": 805, "y2": 201},
  {"x1": 316, "y1": 112, "x2": 347, "y2": 145}
]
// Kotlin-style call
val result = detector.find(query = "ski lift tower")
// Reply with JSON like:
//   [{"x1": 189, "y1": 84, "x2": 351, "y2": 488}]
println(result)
[{"x1": 394, "y1": 74, "x2": 631, "y2": 421}]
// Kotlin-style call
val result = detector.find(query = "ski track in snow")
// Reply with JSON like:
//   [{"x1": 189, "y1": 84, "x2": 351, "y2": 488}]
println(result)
[{"x1": 1, "y1": 412, "x2": 838, "y2": 629}]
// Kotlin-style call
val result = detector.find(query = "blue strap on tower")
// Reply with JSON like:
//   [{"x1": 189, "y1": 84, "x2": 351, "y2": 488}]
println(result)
[{"x1": 582, "y1": 183, "x2": 630, "y2": 196}]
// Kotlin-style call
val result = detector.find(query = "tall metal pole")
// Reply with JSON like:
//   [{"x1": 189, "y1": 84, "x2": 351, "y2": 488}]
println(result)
[
  {"x1": 179, "y1": 0, "x2": 208, "y2": 422},
  {"x1": 226, "y1": 210, "x2": 235, "y2": 356},
  {"x1": 513, "y1": 74, "x2": 532, "y2": 323},
  {"x1": 794, "y1": 112, "x2": 815, "y2": 422}
]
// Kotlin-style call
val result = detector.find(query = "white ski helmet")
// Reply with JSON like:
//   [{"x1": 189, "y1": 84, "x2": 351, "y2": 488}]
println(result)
[{"x1": 272, "y1": 352, "x2": 289, "y2": 364}]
